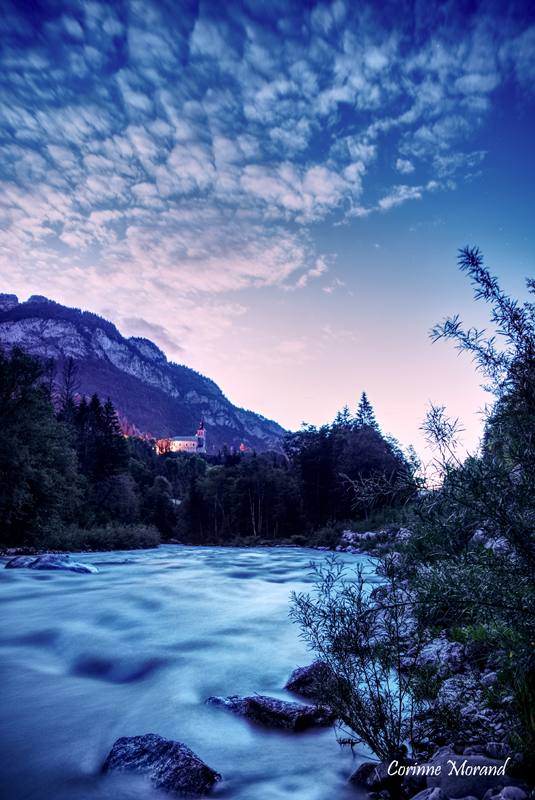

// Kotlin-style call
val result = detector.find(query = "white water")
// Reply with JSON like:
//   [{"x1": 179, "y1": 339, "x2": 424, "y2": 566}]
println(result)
[{"x1": 0, "y1": 545, "x2": 381, "y2": 800}]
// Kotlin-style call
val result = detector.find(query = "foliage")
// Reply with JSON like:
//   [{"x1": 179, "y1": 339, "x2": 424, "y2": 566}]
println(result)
[
  {"x1": 354, "y1": 391, "x2": 379, "y2": 431},
  {"x1": 0, "y1": 346, "x2": 84, "y2": 546},
  {"x1": 40, "y1": 522, "x2": 160, "y2": 551},
  {"x1": 284, "y1": 397, "x2": 409, "y2": 528},
  {"x1": 404, "y1": 246, "x2": 535, "y2": 755},
  {"x1": 0, "y1": 343, "x2": 414, "y2": 550},
  {"x1": 288, "y1": 247, "x2": 535, "y2": 763},
  {"x1": 290, "y1": 556, "x2": 427, "y2": 760}
]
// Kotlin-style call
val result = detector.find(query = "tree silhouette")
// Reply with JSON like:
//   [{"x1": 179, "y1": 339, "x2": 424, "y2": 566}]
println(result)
[{"x1": 353, "y1": 392, "x2": 379, "y2": 431}]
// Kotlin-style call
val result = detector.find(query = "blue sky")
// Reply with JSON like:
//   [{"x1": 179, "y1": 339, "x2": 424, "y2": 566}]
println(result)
[{"x1": 1, "y1": 0, "x2": 534, "y2": 455}]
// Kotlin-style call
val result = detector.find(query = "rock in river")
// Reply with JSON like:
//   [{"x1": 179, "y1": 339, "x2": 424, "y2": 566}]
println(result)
[
  {"x1": 102, "y1": 733, "x2": 221, "y2": 796},
  {"x1": 284, "y1": 661, "x2": 335, "y2": 698},
  {"x1": 205, "y1": 694, "x2": 336, "y2": 730},
  {"x1": 5, "y1": 554, "x2": 98, "y2": 573}
]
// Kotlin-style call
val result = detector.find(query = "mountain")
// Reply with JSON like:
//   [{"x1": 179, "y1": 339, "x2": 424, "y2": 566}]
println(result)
[{"x1": 0, "y1": 293, "x2": 286, "y2": 453}]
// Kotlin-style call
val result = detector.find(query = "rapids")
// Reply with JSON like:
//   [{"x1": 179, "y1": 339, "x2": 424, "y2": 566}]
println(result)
[{"x1": 0, "y1": 545, "x2": 381, "y2": 800}]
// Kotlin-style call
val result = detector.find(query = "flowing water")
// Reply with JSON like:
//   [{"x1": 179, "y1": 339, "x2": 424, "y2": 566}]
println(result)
[{"x1": 0, "y1": 545, "x2": 381, "y2": 800}]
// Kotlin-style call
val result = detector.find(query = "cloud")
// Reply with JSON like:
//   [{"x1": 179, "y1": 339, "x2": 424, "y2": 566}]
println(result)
[
  {"x1": 377, "y1": 184, "x2": 423, "y2": 211},
  {"x1": 433, "y1": 150, "x2": 487, "y2": 178},
  {"x1": 322, "y1": 324, "x2": 355, "y2": 341},
  {"x1": 396, "y1": 158, "x2": 415, "y2": 174},
  {"x1": 0, "y1": 0, "x2": 532, "y2": 358},
  {"x1": 500, "y1": 25, "x2": 535, "y2": 88},
  {"x1": 121, "y1": 316, "x2": 185, "y2": 356}
]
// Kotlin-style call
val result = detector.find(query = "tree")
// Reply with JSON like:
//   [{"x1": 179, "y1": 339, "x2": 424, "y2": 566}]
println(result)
[
  {"x1": 57, "y1": 356, "x2": 80, "y2": 425},
  {"x1": 354, "y1": 391, "x2": 379, "y2": 431},
  {"x1": 0, "y1": 347, "x2": 83, "y2": 546}
]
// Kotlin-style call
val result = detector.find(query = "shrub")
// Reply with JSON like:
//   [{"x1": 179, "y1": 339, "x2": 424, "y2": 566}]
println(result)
[
  {"x1": 290, "y1": 556, "x2": 427, "y2": 760},
  {"x1": 40, "y1": 523, "x2": 160, "y2": 551}
]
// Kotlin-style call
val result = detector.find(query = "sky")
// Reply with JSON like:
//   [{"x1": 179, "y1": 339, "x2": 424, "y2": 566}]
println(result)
[{"x1": 1, "y1": 0, "x2": 535, "y2": 457}]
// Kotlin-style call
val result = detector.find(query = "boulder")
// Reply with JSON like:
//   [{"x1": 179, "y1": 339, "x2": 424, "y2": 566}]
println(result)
[
  {"x1": 410, "y1": 789, "x2": 448, "y2": 800},
  {"x1": 484, "y1": 744, "x2": 511, "y2": 760},
  {"x1": 348, "y1": 761, "x2": 378, "y2": 786},
  {"x1": 480, "y1": 672, "x2": 499, "y2": 688},
  {"x1": 366, "y1": 756, "x2": 412, "y2": 792},
  {"x1": 484, "y1": 537, "x2": 511, "y2": 556},
  {"x1": 284, "y1": 661, "x2": 334, "y2": 698},
  {"x1": 5, "y1": 556, "x2": 36, "y2": 568},
  {"x1": 102, "y1": 733, "x2": 221, "y2": 796},
  {"x1": 470, "y1": 530, "x2": 487, "y2": 547},
  {"x1": 482, "y1": 788, "x2": 528, "y2": 800},
  {"x1": 205, "y1": 695, "x2": 335, "y2": 730},
  {"x1": 5, "y1": 554, "x2": 98, "y2": 573},
  {"x1": 417, "y1": 637, "x2": 465, "y2": 676},
  {"x1": 426, "y1": 754, "x2": 524, "y2": 799}
]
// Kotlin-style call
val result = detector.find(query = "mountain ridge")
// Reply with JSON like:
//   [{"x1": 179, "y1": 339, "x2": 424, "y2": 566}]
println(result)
[{"x1": 0, "y1": 293, "x2": 286, "y2": 452}]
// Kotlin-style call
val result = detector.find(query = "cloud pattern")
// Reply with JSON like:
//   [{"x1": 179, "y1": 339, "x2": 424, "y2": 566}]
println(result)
[{"x1": 0, "y1": 0, "x2": 534, "y2": 351}]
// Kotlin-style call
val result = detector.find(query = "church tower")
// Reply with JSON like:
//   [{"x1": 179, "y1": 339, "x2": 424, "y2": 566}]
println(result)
[{"x1": 196, "y1": 421, "x2": 206, "y2": 453}]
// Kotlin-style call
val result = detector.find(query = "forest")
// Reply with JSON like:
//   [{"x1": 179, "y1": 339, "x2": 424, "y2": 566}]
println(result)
[{"x1": 0, "y1": 347, "x2": 408, "y2": 551}]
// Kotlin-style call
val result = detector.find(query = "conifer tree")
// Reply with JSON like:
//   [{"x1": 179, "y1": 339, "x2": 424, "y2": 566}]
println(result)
[
  {"x1": 332, "y1": 405, "x2": 352, "y2": 429},
  {"x1": 353, "y1": 392, "x2": 379, "y2": 431},
  {"x1": 57, "y1": 357, "x2": 80, "y2": 425}
]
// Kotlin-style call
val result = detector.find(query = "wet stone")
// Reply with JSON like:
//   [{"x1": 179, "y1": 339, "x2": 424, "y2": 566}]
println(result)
[
  {"x1": 205, "y1": 694, "x2": 336, "y2": 730},
  {"x1": 102, "y1": 733, "x2": 221, "y2": 796}
]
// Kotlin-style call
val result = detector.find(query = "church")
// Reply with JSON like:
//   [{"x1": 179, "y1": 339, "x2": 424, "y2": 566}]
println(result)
[{"x1": 156, "y1": 422, "x2": 207, "y2": 455}]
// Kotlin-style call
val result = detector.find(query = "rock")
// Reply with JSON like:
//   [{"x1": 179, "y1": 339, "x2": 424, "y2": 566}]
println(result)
[
  {"x1": 5, "y1": 554, "x2": 98, "y2": 573},
  {"x1": 484, "y1": 537, "x2": 511, "y2": 556},
  {"x1": 437, "y1": 674, "x2": 479, "y2": 706},
  {"x1": 483, "y1": 788, "x2": 529, "y2": 800},
  {"x1": 5, "y1": 556, "x2": 37, "y2": 568},
  {"x1": 102, "y1": 733, "x2": 221, "y2": 795},
  {"x1": 395, "y1": 527, "x2": 412, "y2": 542},
  {"x1": 470, "y1": 530, "x2": 487, "y2": 547},
  {"x1": 451, "y1": 796, "x2": 480, "y2": 800},
  {"x1": 402, "y1": 769, "x2": 428, "y2": 796},
  {"x1": 484, "y1": 743, "x2": 511, "y2": 760},
  {"x1": 428, "y1": 745, "x2": 456, "y2": 764},
  {"x1": 481, "y1": 673, "x2": 499, "y2": 688},
  {"x1": 284, "y1": 661, "x2": 334, "y2": 698},
  {"x1": 348, "y1": 761, "x2": 377, "y2": 786},
  {"x1": 410, "y1": 788, "x2": 448, "y2": 800},
  {"x1": 417, "y1": 638, "x2": 465, "y2": 677},
  {"x1": 366, "y1": 757, "x2": 408, "y2": 791},
  {"x1": 427, "y1": 754, "x2": 523, "y2": 799},
  {"x1": 205, "y1": 695, "x2": 335, "y2": 730}
]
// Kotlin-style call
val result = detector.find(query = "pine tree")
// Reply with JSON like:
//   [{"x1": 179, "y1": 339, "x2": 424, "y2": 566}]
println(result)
[
  {"x1": 57, "y1": 357, "x2": 80, "y2": 425},
  {"x1": 353, "y1": 392, "x2": 379, "y2": 431},
  {"x1": 332, "y1": 405, "x2": 352, "y2": 429}
]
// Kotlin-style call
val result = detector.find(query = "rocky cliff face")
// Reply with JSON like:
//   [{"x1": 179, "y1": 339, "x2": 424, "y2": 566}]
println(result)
[{"x1": 0, "y1": 294, "x2": 286, "y2": 453}]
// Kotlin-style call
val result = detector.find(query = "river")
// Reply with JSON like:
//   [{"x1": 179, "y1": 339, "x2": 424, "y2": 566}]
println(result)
[{"x1": 0, "y1": 545, "x2": 381, "y2": 800}]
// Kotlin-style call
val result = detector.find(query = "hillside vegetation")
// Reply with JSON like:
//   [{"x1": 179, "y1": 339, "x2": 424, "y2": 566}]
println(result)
[{"x1": 0, "y1": 341, "x2": 408, "y2": 551}]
